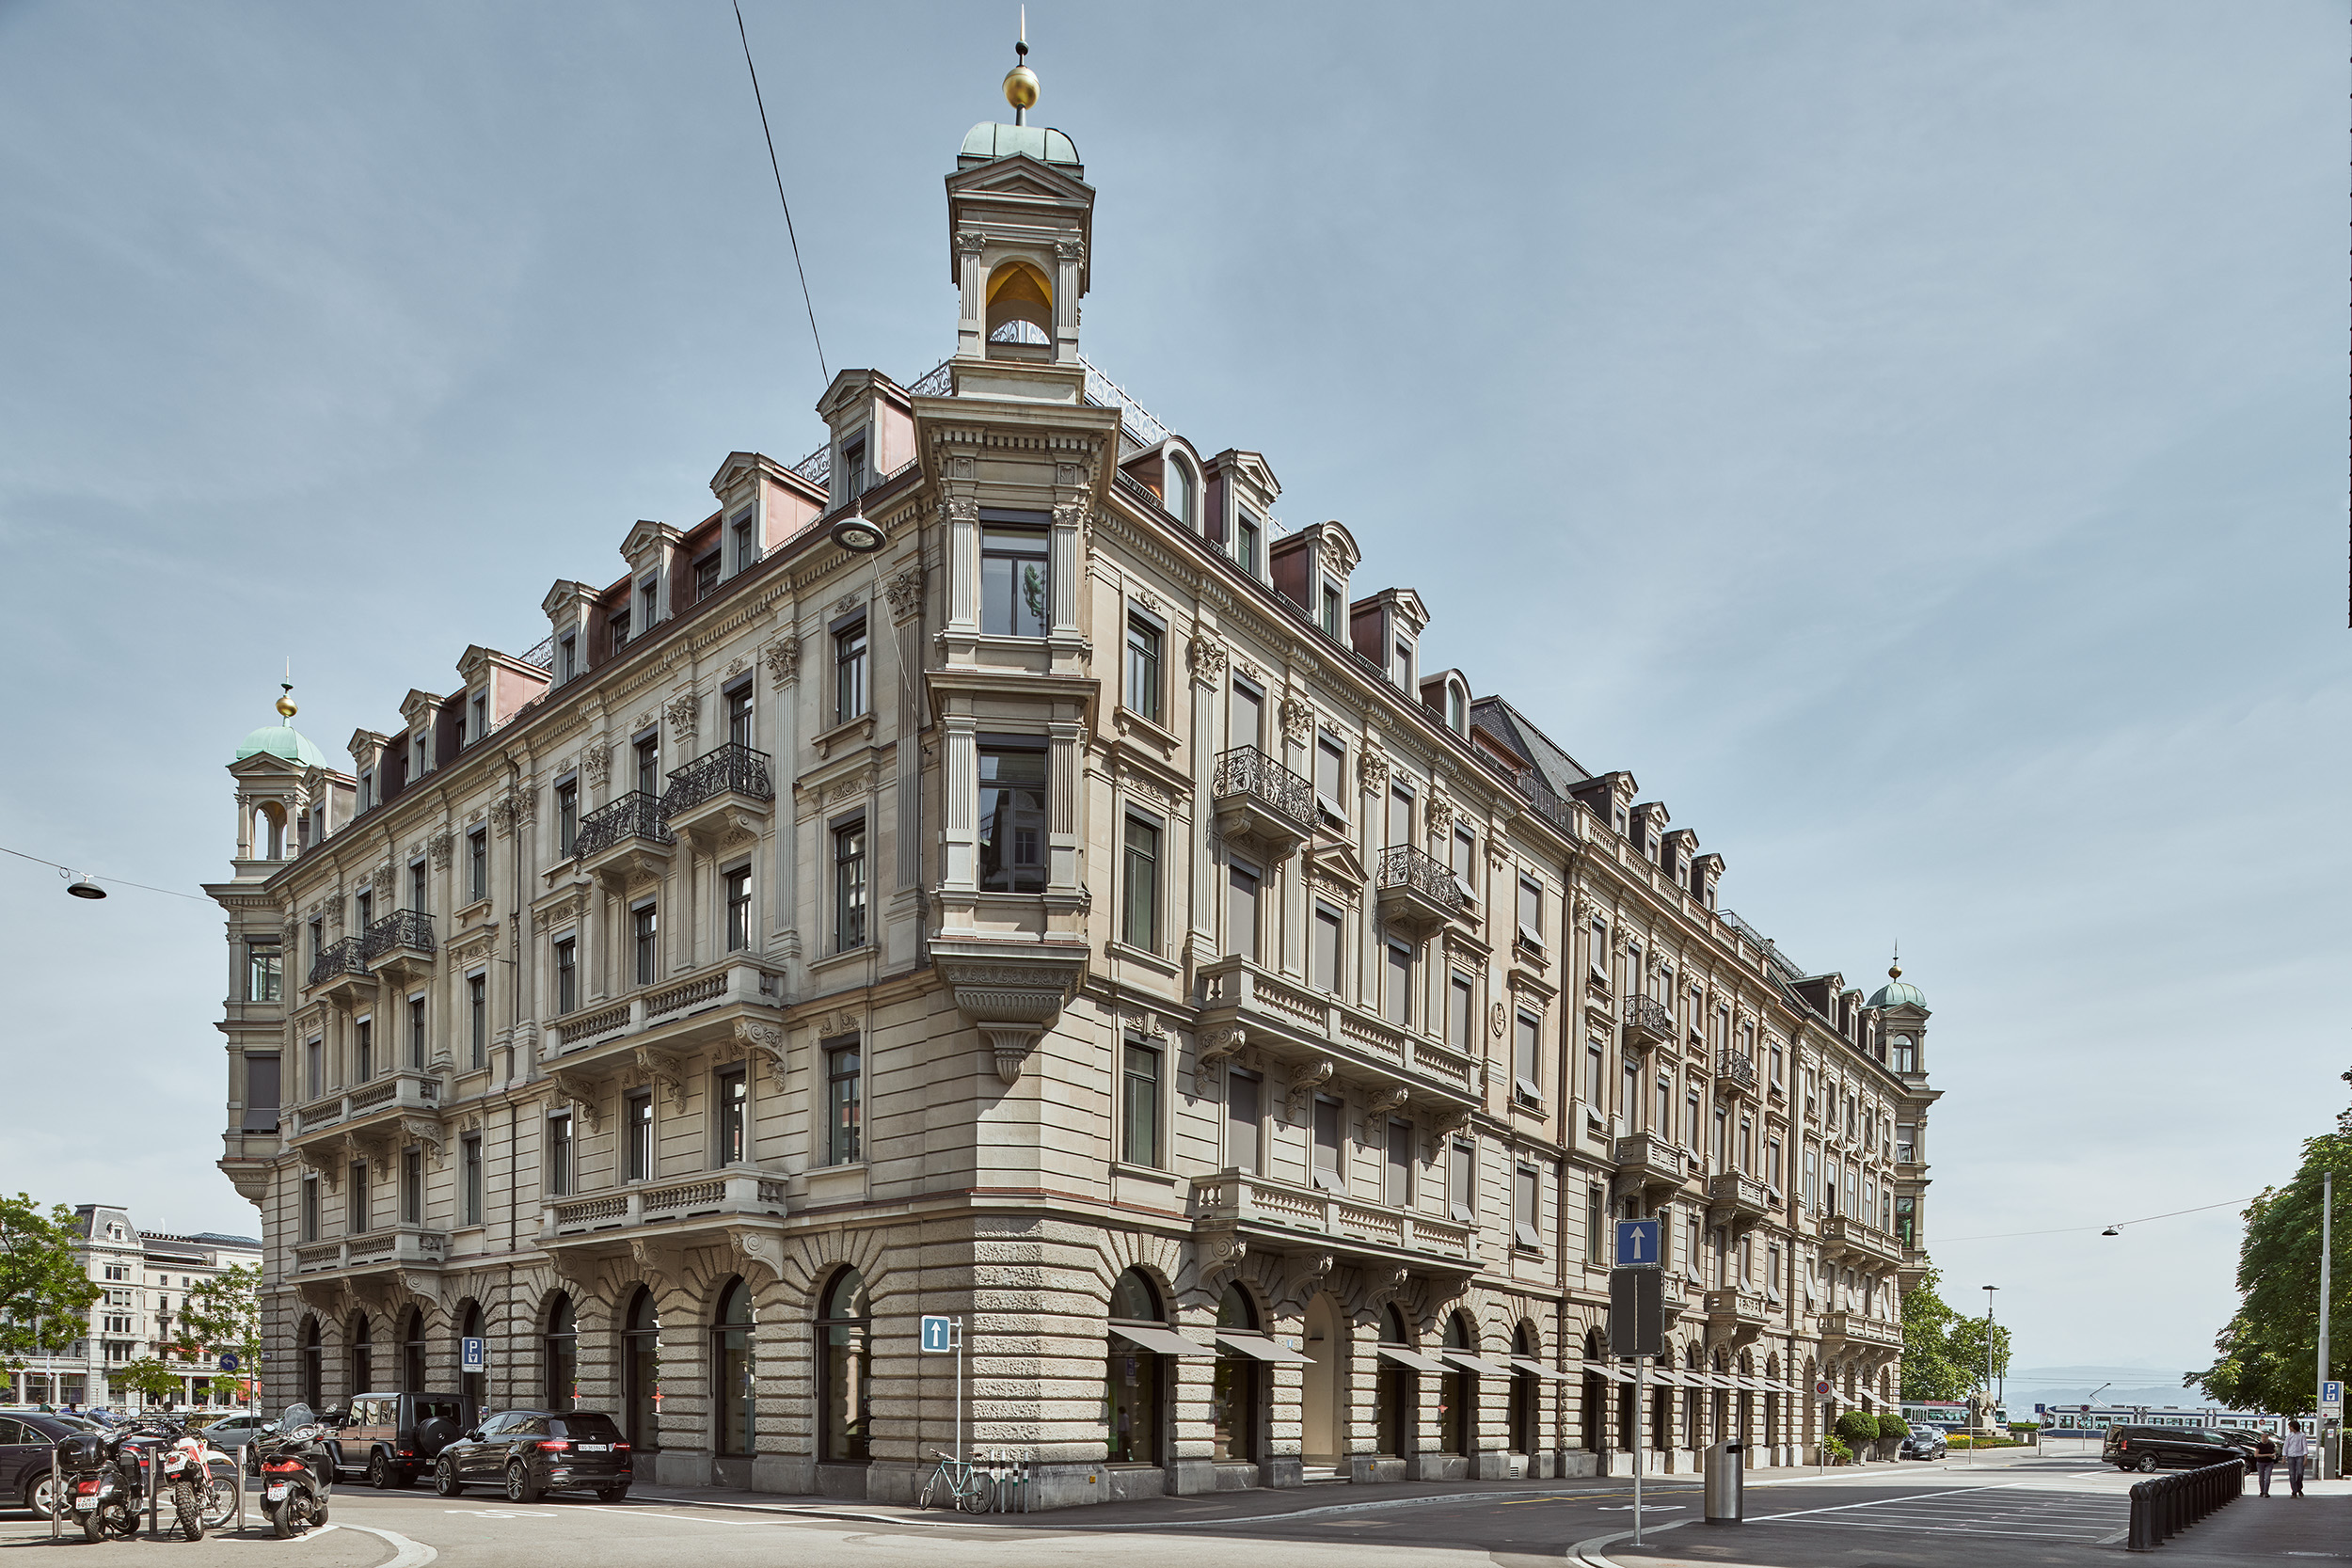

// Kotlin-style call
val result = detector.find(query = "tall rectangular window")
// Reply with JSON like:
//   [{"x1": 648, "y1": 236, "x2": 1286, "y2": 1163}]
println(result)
[
  {"x1": 470, "y1": 691, "x2": 488, "y2": 742},
  {"x1": 1227, "y1": 1069, "x2": 1261, "y2": 1173},
  {"x1": 305, "y1": 1037, "x2": 322, "y2": 1101},
  {"x1": 554, "y1": 938, "x2": 577, "y2": 1015},
  {"x1": 1385, "y1": 940, "x2": 1411, "y2": 1026},
  {"x1": 1586, "y1": 1184, "x2": 1606, "y2": 1264},
  {"x1": 639, "y1": 577, "x2": 659, "y2": 628},
  {"x1": 1712, "y1": 1109, "x2": 1727, "y2": 1170},
  {"x1": 1308, "y1": 907, "x2": 1345, "y2": 991},
  {"x1": 467, "y1": 828, "x2": 487, "y2": 902},
  {"x1": 1320, "y1": 582, "x2": 1342, "y2": 638},
  {"x1": 301, "y1": 1174, "x2": 319, "y2": 1243},
  {"x1": 242, "y1": 1053, "x2": 280, "y2": 1132},
  {"x1": 632, "y1": 902, "x2": 658, "y2": 986},
  {"x1": 826, "y1": 1043, "x2": 862, "y2": 1164},
  {"x1": 355, "y1": 1018, "x2": 373, "y2": 1083},
  {"x1": 1120, "y1": 1042, "x2": 1160, "y2": 1166},
  {"x1": 1447, "y1": 1139, "x2": 1475, "y2": 1222},
  {"x1": 634, "y1": 734, "x2": 660, "y2": 797},
  {"x1": 1515, "y1": 1164, "x2": 1543, "y2": 1250},
  {"x1": 834, "y1": 619, "x2": 868, "y2": 721},
  {"x1": 468, "y1": 973, "x2": 486, "y2": 1069},
  {"x1": 246, "y1": 940, "x2": 282, "y2": 1002},
  {"x1": 1229, "y1": 679, "x2": 1263, "y2": 751},
  {"x1": 461, "y1": 1136, "x2": 482, "y2": 1226},
  {"x1": 840, "y1": 435, "x2": 868, "y2": 499},
  {"x1": 1517, "y1": 876, "x2": 1543, "y2": 946},
  {"x1": 1452, "y1": 828, "x2": 1475, "y2": 894},
  {"x1": 724, "y1": 865, "x2": 753, "y2": 952},
  {"x1": 726, "y1": 682, "x2": 754, "y2": 749},
  {"x1": 977, "y1": 739, "x2": 1048, "y2": 892},
  {"x1": 348, "y1": 1161, "x2": 370, "y2": 1233},
  {"x1": 609, "y1": 608, "x2": 631, "y2": 652},
  {"x1": 1768, "y1": 1136, "x2": 1784, "y2": 1190},
  {"x1": 834, "y1": 822, "x2": 867, "y2": 951},
  {"x1": 1896, "y1": 1123, "x2": 1915, "y2": 1164},
  {"x1": 693, "y1": 551, "x2": 721, "y2": 601},
  {"x1": 1227, "y1": 863, "x2": 1261, "y2": 963},
  {"x1": 401, "y1": 1147, "x2": 422, "y2": 1226},
  {"x1": 548, "y1": 1114, "x2": 572, "y2": 1196},
  {"x1": 1385, "y1": 1120, "x2": 1413, "y2": 1206},
  {"x1": 1449, "y1": 972, "x2": 1474, "y2": 1051},
  {"x1": 1513, "y1": 1010, "x2": 1541, "y2": 1099},
  {"x1": 1657, "y1": 1076, "x2": 1673, "y2": 1138},
  {"x1": 1585, "y1": 1038, "x2": 1604, "y2": 1108},
  {"x1": 409, "y1": 860, "x2": 426, "y2": 913},
  {"x1": 355, "y1": 889, "x2": 373, "y2": 933},
  {"x1": 1387, "y1": 784, "x2": 1413, "y2": 847},
  {"x1": 1233, "y1": 510, "x2": 1262, "y2": 575},
  {"x1": 1623, "y1": 1060, "x2": 1640, "y2": 1127},
  {"x1": 1124, "y1": 613, "x2": 1163, "y2": 720},
  {"x1": 556, "y1": 780, "x2": 578, "y2": 855},
  {"x1": 407, "y1": 994, "x2": 426, "y2": 1069},
  {"x1": 1314, "y1": 735, "x2": 1345, "y2": 813},
  {"x1": 714, "y1": 1068, "x2": 747, "y2": 1167},
  {"x1": 1804, "y1": 1147, "x2": 1820, "y2": 1212},
  {"x1": 1311, "y1": 1096, "x2": 1344, "y2": 1193},
  {"x1": 979, "y1": 524, "x2": 1050, "y2": 636},
  {"x1": 626, "y1": 1089, "x2": 654, "y2": 1181},
  {"x1": 558, "y1": 633, "x2": 577, "y2": 682},
  {"x1": 732, "y1": 513, "x2": 755, "y2": 572},
  {"x1": 1120, "y1": 816, "x2": 1159, "y2": 951}
]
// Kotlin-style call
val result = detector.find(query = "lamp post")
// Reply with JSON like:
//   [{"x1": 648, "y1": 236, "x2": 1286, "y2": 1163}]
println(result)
[{"x1": 1982, "y1": 1286, "x2": 2000, "y2": 1436}]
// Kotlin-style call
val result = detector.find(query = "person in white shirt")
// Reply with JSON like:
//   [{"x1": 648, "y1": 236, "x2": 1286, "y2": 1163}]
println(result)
[{"x1": 2281, "y1": 1420, "x2": 2311, "y2": 1497}]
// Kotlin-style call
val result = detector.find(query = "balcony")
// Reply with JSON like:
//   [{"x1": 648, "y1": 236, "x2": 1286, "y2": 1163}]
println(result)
[
  {"x1": 358, "y1": 910, "x2": 435, "y2": 989},
  {"x1": 1210, "y1": 746, "x2": 1313, "y2": 862},
  {"x1": 1820, "y1": 1310, "x2": 1903, "y2": 1353},
  {"x1": 1194, "y1": 955, "x2": 1477, "y2": 1111},
  {"x1": 545, "y1": 960, "x2": 787, "y2": 1069},
  {"x1": 1819, "y1": 1215, "x2": 1905, "y2": 1270},
  {"x1": 1623, "y1": 995, "x2": 1674, "y2": 1048},
  {"x1": 537, "y1": 1170, "x2": 788, "y2": 1269},
  {"x1": 661, "y1": 743, "x2": 773, "y2": 850},
  {"x1": 1704, "y1": 1288, "x2": 1772, "y2": 1350},
  {"x1": 1190, "y1": 1170, "x2": 1477, "y2": 1275},
  {"x1": 291, "y1": 1226, "x2": 448, "y2": 1307},
  {"x1": 574, "y1": 790, "x2": 675, "y2": 887},
  {"x1": 1706, "y1": 1172, "x2": 1772, "y2": 1232},
  {"x1": 306, "y1": 937, "x2": 373, "y2": 1003},
  {"x1": 1899, "y1": 1245, "x2": 1930, "y2": 1291},
  {"x1": 1612, "y1": 1132, "x2": 1692, "y2": 1201},
  {"x1": 1714, "y1": 1049, "x2": 1758, "y2": 1101},
  {"x1": 1375, "y1": 846, "x2": 1465, "y2": 938},
  {"x1": 287, "y1": 1069, "x2": 443, "y2": 1164}
]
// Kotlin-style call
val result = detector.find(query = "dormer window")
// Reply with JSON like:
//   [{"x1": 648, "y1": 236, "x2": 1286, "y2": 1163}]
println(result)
[
  {"x1": 638, "y1": 577, "x2": 660, "y2": 628},
  {"x1": 1165, "y1": 457, "x2": 1194, "y2": 527},
  {"x1": 839, "y1": 431, "x2": 869, "y2": 502},
  {"x1": 413, "y1": 736, "x2": 430, "y2": 776},
  {"x1": 358, "y1": 769, "x2": 374, "y2": 811},
  {"x1": 558, "y1": 634, "x2": 578, "y2": 683},
  {"x1": 1320, "y1": 584, "x2": 1342, "y2": 638},
  {"x1": 609, "y1": 609, "x2": 631, "y2": 652},
  {"x1": 694, "y1": 550, "x2": 722, "y2": 601},
  {"x1": 1391, "y1": 639, "x2": 1414, "y2": 689},
  {"x1": 1234, "y1": 511, "x2": 1262, "y2": 577},
  {"x1": 1444, "y1": 678, "x2": 1467, "y2": 734},
  {"x1": 731, "y1": 512, "x2": 756, "y2": 573},
  {"x1": 469, "y1": 690, "x2": 488, "y2": 743}
]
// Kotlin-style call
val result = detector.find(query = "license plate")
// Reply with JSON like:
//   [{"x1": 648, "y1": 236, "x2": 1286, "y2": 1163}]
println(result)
[
  {"x1": 576, "y1": 1444, "x2": 609, "y2": 1452},
  {"x1": 266, "y1": 1484, "x2": 288, "y2": 1500}
]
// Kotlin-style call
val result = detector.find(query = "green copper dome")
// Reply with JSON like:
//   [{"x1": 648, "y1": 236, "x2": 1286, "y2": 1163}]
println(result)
[
  {"x1": 1867, "y1": 963, "x2": 1926, "y2": 1011},
  {"x1": 235, "y1": 723, "x2": 327, "y2": 768},
  {"x1": 958, "y1": 122, "x2": 1081, "y2": 167}
]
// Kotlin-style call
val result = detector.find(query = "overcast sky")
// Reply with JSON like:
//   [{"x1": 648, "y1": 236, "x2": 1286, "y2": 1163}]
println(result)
[{"x1": 0, "y1": 2, "x2": 2340, "y2": 1387}]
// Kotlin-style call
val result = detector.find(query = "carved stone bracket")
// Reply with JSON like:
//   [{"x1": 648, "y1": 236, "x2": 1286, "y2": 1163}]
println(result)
[
  {"x1": 548, "y1": 1071, "x2": 601, "y2": 1132},
  {"x1": 1187, "y1": 633, "x2": 1229, "y2": 685},
  {"x1": 1194, "y1": 1024, "x2": 1248, "y2": 1094},
  {"x1": 665, "y1": 690, "x2": 700, "y2": 742},
  {"x1": 934, "y1": 947, "x2": 1088, "y2": 1085},
  {"x1": 1279, "y1": 698, "x2": 1312, "y2": 748},
  {"x1": 1286, "y1": 1250, "x2": 1336, "y2": 1305},
  {"x1": 884, "y1": 568, "x2": 924, "y2": 623},
  {"x1": 634, "y1": 1045, "x2": 688, "y2": 1112},
  {"x1": 427, "y1": 832, "x2": 454, "y2": 871},
  {"x1": 581, "y1": 740, "x2": 613, "y2": 787},
  {"x1": 1367, "y1": 1084, "x2": 1410, "y2": 1117},
  {"x1": 1197, "y1": 1225, "x2": 1248, "y2": 1287},
  {"x1": 1285, "y1": 1058, "x2": 1335, "y2": 1121},
  {"x1": 1360, "y1": 1264, "x2": 1410, "y2": 1310},
  {"x1": 400, "y1": 1114, "x2": 446, "y2": 1167},
  {"x1": 764, "y1": 638, "x2": 802, "y2": 686},
  {"x1": 727, "y1": 1226, "x2": 786, "y2": 1286},
  {"x1": 734, "y1": 1021, "x2": 787, "y2": 1086}
]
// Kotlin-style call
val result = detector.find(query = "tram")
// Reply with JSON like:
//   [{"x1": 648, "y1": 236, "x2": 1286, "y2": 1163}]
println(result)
[{"x1": 2034, "y1": 1404, "x2": 2282, "y2": 1438}]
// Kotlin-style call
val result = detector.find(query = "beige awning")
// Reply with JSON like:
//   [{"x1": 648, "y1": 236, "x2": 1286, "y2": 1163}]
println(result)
[
  {"x1": 1375, "y1": 1344, "x2": 1453, "y2": 1375},
  {"x1": 1512, "y1": 1358, "x2": 1575, "y2": 1384},
  {"x1": 1439, "y1": 1350, "x2": 1520, "y2": 1379},
  {"x1": 1214, "y1": 1330, "x2": 1314, "y2": 1366},
  {"x1": 1582, "y1": 1362, "x2": 1633, "y2": 1385},
  {"x1": 1109, "y1": 1323, "x2": 1216, "y2": 1357}
]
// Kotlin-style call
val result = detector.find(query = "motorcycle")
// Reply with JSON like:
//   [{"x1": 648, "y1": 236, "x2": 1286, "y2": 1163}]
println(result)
[
  {"x1": 152, "y1": 1428, "x2": 216, "y2": 1541},
  {"x1": 253, "y1": 1404, "x2": 334, "y2": 1539},
  {"x1": 61, "y1": 1421, "x2": 167, "y2": 1544}
]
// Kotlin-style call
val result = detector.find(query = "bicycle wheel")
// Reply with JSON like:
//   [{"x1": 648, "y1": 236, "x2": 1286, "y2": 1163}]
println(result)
[
  {"x1": 916, "y1": 1474, "x2": 939, "y2": 1511},
  {"x1": 959, "y1": 1478, "x2": 993, "y2": 1514}
]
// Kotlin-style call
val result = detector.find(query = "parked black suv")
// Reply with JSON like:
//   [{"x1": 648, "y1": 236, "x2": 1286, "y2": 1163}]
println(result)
[
  {"x1": 2103, "y1": 1425, "x2": 2243, "y2": 1473},
  {"x1": 326, "y1": 1391, "x2": 472, "y2": 1489},
  {"x1": 432, "y1": 1411, "x2": 631, "y2": 1503}
]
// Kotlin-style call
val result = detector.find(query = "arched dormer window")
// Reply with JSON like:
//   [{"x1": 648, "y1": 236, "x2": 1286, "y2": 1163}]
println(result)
[
  {"x1": 1445, "y1": 679, "x2": 1467, "y2": 736},
  {"x1": 1164, "y1": 455, "x2": 1194, "y2": 528}
]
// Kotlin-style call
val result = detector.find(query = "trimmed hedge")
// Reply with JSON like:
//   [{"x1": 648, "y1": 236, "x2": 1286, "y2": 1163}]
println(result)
[
  {"x1": 1877, "y1": 1414, "x2": 1910, "y2": 1439},
  {"x1": 1835, "y1": 1411, "x2": 1882, "y2": 1446}
]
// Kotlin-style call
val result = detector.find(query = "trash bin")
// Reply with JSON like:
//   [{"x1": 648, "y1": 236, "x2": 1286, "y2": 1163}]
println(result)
[{"x1": 1704, "y1": 1441, "x2": 1745, "y2": 1524}]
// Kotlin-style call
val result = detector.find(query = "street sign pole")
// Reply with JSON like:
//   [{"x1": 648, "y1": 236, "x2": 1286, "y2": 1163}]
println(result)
[
  {"x1": 1609, "y1": 1218, "x2": 1662, "y2": 1550},
  {"x1": 1632, "y1": 1355, "x2": 1645, "y2": 1546},
  {"x1": 955, "y1": 1316, "x2": 965, "y2": 1465},
  {"x1": 2319, "y1": 1171, "x2": 2333, "y2": 1481}
]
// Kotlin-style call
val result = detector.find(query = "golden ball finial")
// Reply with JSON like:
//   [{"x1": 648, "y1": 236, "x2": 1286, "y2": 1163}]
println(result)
[
  {"x1": 276, "y1": 683, "x2": 298, "y2": 721},
  {"x1": 1003, "y1": 63, "x2": 1038, "y2": 111}
]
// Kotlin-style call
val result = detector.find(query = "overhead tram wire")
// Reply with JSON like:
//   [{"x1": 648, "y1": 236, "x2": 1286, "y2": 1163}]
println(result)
[
  {"x1": 1931, "y1": 1195, "x2": 2257, "y2": 1244},
  {"x1": 0, "y1": 844, "x2": 210, "y2": 903},
  {"x1": 731, "y1": 0, "x2": 828, "y2": 386}
]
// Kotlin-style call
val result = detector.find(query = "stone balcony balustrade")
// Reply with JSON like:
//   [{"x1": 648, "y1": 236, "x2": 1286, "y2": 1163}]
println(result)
[
  {"x1": 545, "y1": 960, "x2": 788, "y2": 1074},
  {"x1": 1194, "y1": 955, "x2": 1478, "y2": 1115},
  {"x1": 289, "y1": 1069, "x2": 442, "y2": 1143},
  {"x1": 1819, "y1": 1309, "x2": 1904, "y2": 1352},
  {"x1": 1189, "y1": 1169, "x2": 1478, "y2": 1279},
  {"x1": 1706, "y1": 1171, "x2": 1772, "y2": 1234},
  {"x1": 1612, "y1": 1132, "x2": 1693, "y2": 1203},
  {"x1": 537, "y1": 1170, "x2": 789, "y2": 1271},
  {"x1": 1819, "y1": 1214, "x2": 1905, "y2": 1270}
]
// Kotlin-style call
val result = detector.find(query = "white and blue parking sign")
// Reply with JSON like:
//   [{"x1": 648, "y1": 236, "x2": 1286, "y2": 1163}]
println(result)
[
  {"x1": 1614, "y1": 1218, "x2": 1661, "y2": 1268},
  {"x1": 920, "y1": 1315, "x2": 954, "y2": 1354},
  {"x1": 2324, "y1": 1381, "x2": 2343, "y2": 1411},
  {"x1": 460, "y1": 1337, "x2": 486, "y2": 1373}
]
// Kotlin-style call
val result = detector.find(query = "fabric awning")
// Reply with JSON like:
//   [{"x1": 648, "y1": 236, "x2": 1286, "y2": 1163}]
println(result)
[
  {"x1": 1512, "y1": 1358, "x2": 1574, "y2": 1384},
  {"x1": 1645, "y1": 1367, "x2": 1691, "y2": 1386},
  {"x1": 1109, "y1": 1323, "x2": 1216, "y2": 1357},
  {"x1": 1855, "y1": 1388, "x2": 1881, "y2": 1409},
  {"x1": 1734, "y1": 1376, "x2": 1771, "y2": 1392},
  {"x1": 1439, "y1": 1351, "x2": 1520, "y2": 1379},
  {"x1": 1375, "y1": 1344, "x2": 1453, "y2": 1375},
  {"x1": 1214, "y1": 1330, "x2": 1314, "y2": 1366},
  {"x1": 1582, "y1": 1362, "x2": 1633, "y2": 1385}
]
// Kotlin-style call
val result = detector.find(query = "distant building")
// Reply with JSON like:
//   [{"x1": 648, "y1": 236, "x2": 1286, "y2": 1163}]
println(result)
[
  {"x1": 6, "y1": 1207, "x2": 260, "y2": 1411},
  {"x1": 206, "y1": 49, "x2": 1940, "y2": 1504}
]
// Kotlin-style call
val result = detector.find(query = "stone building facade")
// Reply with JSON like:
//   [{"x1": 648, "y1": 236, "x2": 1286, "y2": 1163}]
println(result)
[{"x1": 208, "y1": 81, "x2": 1940, "y2": 1506}]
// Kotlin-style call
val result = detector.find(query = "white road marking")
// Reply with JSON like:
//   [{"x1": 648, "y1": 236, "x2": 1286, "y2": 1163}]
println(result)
[{"x1": 330, "y1": 1521, "x2": 437, "y2": 1568}]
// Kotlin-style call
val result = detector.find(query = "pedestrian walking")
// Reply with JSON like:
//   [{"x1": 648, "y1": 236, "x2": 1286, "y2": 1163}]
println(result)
[
  {"x1": 2253, "y1": 1430, "x2": 2279, "y2": 1496},
  {"x1": 2282, "y1": 1420, "x2": 2311, "y2": 1497}
]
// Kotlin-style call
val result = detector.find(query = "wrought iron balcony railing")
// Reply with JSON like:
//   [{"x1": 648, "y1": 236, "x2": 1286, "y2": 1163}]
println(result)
[
  {"x1": 1624, "y1": 994, "x2": 1675, "y2": 1042},
  {"x1": 1716, "y1": 1048, "x2": 1759, "y2": 1094},
  {"x1": 661, "y1": 743, "x2": 773, "y2": 816},
  {"x1": 307, "y1": 937, "x2": 368, "y2": 989},
  {"x1": 1375, "y1": 845, "x2": 1464, "y2": 910},
  {"x1": 1211, "y1": 746, "x2": 1313, "y2": 832},
  {"x1": 358, "y1": 909, "x2": 435, "y2": 960},
  {"x1": 573, "y1": 791, "x2": 675, "y2": 861}
]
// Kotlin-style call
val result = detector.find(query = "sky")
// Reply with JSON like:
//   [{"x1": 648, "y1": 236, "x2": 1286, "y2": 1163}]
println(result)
[{"x1": 0, "y1": 1, "x2": 2341, "y2": 1386}]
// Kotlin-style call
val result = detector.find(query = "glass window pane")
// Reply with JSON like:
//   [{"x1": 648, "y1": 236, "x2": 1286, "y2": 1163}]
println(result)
[{"x1": 978, "y1": 743, "x2": 1049, "y2": 892}]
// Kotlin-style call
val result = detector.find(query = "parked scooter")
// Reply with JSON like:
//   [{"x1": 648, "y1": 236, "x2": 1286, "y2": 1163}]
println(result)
[
  {"x1": 58, "y1": 1420, "x2": 173, "y2": 1543},
  {"x1": 252, "y1": 1404, "x2": 335, "y2": 1539}
]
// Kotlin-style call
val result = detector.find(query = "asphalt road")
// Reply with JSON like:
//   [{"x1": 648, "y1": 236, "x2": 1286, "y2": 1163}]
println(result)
[{"x1": 0, "y1": 1447, "x2": 2145, "y2": 1568}]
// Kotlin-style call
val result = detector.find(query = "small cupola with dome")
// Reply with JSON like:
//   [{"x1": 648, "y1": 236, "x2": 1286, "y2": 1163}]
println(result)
[
  {"x1": 1868, "y1": 953, "x2": 1930, "y2": 1075},
  {"x1": 229, "y1": 683, "x2": 338, "y2": 868}
]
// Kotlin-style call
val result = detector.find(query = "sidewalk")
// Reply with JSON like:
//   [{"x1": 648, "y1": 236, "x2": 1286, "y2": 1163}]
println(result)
[{"x1": 2140, "y1": 1475, "x2": 2352, "y2": 1566}]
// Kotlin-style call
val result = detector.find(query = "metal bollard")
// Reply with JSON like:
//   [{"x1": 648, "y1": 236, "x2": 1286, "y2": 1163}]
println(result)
[{"x1": 48, "y1": 1449, "x2": 59, "y2": 1541}]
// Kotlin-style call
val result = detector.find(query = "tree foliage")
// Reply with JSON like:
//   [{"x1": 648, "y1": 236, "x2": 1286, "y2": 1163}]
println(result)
[
  {"x1": 178, "y1": 1264, "x2": 260, "y2": 1377},
  {"x1": 114, "y1": 1357, "x2": 181, "y2": 1403},
  {"x1": 1900, "y1": 1265, "x2": 2012, "y2": 1402},
  {"x1": 0, "y1": 1195, "x2": 101, "y2": 1375},
  {"x1": 2186, "y1": 1103, "x2": 2352, "y2": 1415}
]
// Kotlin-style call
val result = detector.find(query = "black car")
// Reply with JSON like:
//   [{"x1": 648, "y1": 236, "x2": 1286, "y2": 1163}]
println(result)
[
  {"x1": 2103, "y1": 1424, "x2": 2242, "y2": 1473},
  {"x1": 1899, "y1": 1426, "x2": 1949, "y2": 1461},
  {"x1": 432, "y1": 1411, "x2": 631, "y2": 1503},
  {"x1": 327, "y1": 1391, "x2": 472, "y2": 1489},
  {"x1": 1, "y1": 1411, "x2": 93, "y2": 1516}
]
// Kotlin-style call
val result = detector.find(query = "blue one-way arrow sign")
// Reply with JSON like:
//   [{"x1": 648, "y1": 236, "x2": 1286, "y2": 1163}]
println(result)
[{"x1": 1614, "y1": 1218, "x2": 1661, "y2": 1269}]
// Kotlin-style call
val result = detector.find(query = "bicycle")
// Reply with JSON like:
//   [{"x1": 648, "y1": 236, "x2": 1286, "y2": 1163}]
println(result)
[{"x1": 915, "y1": 1449, "x2": 992, "y2": 1513}]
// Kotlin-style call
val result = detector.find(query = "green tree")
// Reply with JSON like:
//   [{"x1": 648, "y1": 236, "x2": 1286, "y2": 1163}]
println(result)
[
  {"x1": 0, "y1": 1195, "x2": 101, "y2": 1375},
  {"x1": 1900, "y1": 1265, "x2": 2011, "y2": 1402},
  {"x1": 2186, "y1": 1093, "x2": 2352, "y2": 1416},
  {"x1": 178, "y1": 1264, "x2": 261, "y2": 1403},
  {"x1": 114, "y1": 1357, "x2": 182, "y2": 1405}
]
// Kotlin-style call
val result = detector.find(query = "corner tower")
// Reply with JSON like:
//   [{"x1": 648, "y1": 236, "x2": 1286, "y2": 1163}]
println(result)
[{"x1": 947, "y1": 44, "x2": 1094, "y2": 370}]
